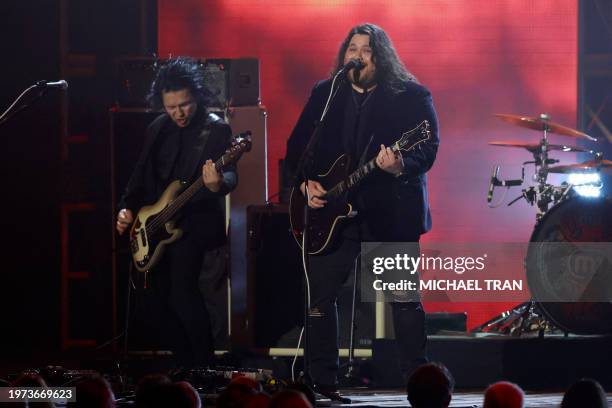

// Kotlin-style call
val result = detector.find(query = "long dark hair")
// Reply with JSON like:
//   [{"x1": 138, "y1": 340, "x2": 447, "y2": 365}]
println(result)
[
  {"x1": 147, "y1": 56, "x2": 214, "y2": 111},
  {"x1": 333, "y1": 23, "x2": 418, "y2": 91}
]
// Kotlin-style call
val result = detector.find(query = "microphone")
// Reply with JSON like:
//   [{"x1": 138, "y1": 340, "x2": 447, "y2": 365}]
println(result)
[
  {"x1": 337, "y1": 59, "x2": 365, "y2": 75},
  {"x1": 36, "y1": 80, "x2": 68, "y2": 90},
  {"x1": 487, "y1": 165, "x2": 500, "y2": 203}
]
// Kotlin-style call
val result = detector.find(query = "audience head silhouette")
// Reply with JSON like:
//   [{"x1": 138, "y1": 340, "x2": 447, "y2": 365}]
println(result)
[
  {"x1": 406, "y1": 362, "x2": 454, "y2": 408},
  {"x1": 483, "y1": 381, "x2": 524, "y2": 408},
  {"x1": 561, "y1": 378, "x2": 607, "y2": 408}
]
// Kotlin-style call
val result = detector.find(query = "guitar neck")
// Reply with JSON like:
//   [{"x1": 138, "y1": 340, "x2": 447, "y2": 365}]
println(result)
[
  {"x1": 156, "y1": 155, "x2": 227, "y2": 225},
  {"x1": 323, "y1": 120, "x2": 431, "y2": 199},
  {"x1": 326, "y1": 145, "x2": 400, "y2": 199}
]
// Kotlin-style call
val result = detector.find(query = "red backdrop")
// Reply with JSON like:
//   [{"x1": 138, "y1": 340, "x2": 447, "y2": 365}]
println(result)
[{"x1": 158, "y1": 0, "x2": 577, "y2": 329}]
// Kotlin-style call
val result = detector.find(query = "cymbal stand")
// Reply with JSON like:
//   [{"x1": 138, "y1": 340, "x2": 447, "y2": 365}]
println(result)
[
  {"x1": 481, "y1": 121, "x2": 554, "y2": 336},
  {"x1": 522, "y1": 115, "x2": 549, "y2": 186}
]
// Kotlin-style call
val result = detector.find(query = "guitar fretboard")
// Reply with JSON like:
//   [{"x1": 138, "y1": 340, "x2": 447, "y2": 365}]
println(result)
[
  {"x1": 321, "y1": 120, "x2": 430, "y2": 200},
  {"x1": 145, "y1": 150, "x2": 235, "y2": 235},
  {"x1": 324, "y1": 157, "x2": 383, "y2": 199}
]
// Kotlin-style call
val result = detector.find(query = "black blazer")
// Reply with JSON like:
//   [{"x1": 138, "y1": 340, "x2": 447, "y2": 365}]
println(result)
[
  {"x1": 119, "y1": 111, "x2": 237, "y2": 248},
  {"x1": 285, "y1": 79, "x2": 439, "y2": 241}
]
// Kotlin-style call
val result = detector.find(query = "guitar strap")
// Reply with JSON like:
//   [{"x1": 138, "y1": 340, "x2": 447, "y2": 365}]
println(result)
[
  {"x1": 180, "y1": 113, "x2": 221, "y2": 181},
  {"x1": 355, "y1": 88, "x2": 378, "y2": 167},
  {"x1": 358, "y1": 133, "x2": 375, "y2": 166}
]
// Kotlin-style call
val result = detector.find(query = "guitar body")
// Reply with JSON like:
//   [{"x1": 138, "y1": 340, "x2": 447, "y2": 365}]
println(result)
[
  {"x1": 289, "y1": 120, "x2": 431, "y2": 255},
  {"x1": 289, "y1": 154, "x2": 355, "y2": 255},
  {"x1": 130, "y1": 180, "x2": 184, "y2": 272}
]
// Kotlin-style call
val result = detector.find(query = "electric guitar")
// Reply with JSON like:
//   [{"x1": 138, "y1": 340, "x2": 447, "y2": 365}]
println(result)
[
  {"x1": 130, "y1": 132, "x2": 252, "y2": 272},
  {"x1": 289, "y1": 120, "x2": 431, "y2": 255}
]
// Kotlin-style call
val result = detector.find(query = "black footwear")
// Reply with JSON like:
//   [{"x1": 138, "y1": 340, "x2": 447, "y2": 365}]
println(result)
[{"x1": 313, "y1": 384, "x2": 352, "y2": 404}]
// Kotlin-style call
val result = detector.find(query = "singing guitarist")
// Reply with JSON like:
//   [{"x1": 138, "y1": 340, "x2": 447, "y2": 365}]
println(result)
[
  {"x1": 284, "y1": 24, "x2": 439, "y2": 401},
  {"x1": 116, "y1": 57, "x2": 236, "y2": 368}
]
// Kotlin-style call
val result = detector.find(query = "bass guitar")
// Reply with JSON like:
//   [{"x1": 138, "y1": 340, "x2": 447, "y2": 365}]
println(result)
[{"x1": 130, "y1": 132, "x2": 252, "y2": 272}]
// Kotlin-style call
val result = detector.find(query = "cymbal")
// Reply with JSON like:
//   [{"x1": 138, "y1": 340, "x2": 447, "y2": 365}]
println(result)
[
  {"x1": 495, "y1": 114, "x2": 597, "y2": 141},
  {"x1": 547, "y1": 159, "x2": 612, "y2": 174},
  {"x1": 489, "y1": 141, "x2": 590, "y2": 153}
]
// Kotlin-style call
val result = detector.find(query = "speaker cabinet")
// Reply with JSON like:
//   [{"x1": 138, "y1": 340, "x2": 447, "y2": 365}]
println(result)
[
  {"x1": 245, "y1": 204, "x2": 303, "y2": 349},
  {"x1": 226, "y1": 106, "x2": 269, "y2": 349},
  {"x1": 114, "y1": 58, "x2": 260, "y2": 108}
]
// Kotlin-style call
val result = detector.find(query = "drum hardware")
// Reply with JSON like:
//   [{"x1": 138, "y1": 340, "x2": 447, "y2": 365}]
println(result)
[
  {"x1": 552, "y1": 183, "x2": 574, "y2": 205},
  {"x1": 507, "y1": 186, "x2": 535, "y2": 207},
  {"x1": 535, "y1": 184, "x2": 575, "y2": 220},
  {"x1": 487, "y1": 163, "x2": 525, "y2": 207},
  {"x1": 505, "y1": 180, "x2": 575, "y2": 221},
  {"x1": 488, "y1": 113, "x2": 602, "y2": 217},
  {"x1": 476, "y1": 113, "x2": 612, "y2": 336},
  {"x1": 489, "y1": 161, "x2": 571, "y2": 218},
  {"x1": 471, "y1": 301, "x2": 558, "y2": 337}
]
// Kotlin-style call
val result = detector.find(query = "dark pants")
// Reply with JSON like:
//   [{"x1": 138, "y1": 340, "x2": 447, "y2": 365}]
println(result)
[
  {"x1": 307, "y1": 225, "x2": 427, "y2": 386},
  {"x1": 198, "y1": 246, "x2": 229, "y2": 349},
  {"x1": 139, "y1": 236, "x2": 226, "y2": 368}
]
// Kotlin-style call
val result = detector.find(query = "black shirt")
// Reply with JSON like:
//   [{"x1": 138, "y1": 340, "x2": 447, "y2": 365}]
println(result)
[
  {"x1": 340, "y1": 87, "x2": 378, "y2": 239},
  {"x1": 342, "y1": 87, "x2": 377, "y2": 171},
  {"x1": 153, "y1": 110, "x2": 207, "y2": 199}
]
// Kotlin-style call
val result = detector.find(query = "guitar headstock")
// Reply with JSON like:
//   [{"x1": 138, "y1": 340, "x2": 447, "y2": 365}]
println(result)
[
  {"x1": 224, "y1": 131, "x2": 253, "y2": 163},
  {"x1": 395, "y1": 120, "x2": 431, "y2": 152}
]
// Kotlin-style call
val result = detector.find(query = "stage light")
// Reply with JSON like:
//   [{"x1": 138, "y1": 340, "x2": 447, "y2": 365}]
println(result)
[{"x1": 568, "y1": 172, "x2": 602, "y2": 197}]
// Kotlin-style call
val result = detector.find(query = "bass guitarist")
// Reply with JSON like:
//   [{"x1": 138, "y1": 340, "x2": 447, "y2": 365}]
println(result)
[
  {"x1": 116, "y1": 57, "x2": 237, "y2": 368},
  {"x1": 284, "y1": 23, "x2": 439, "y2": 400}
]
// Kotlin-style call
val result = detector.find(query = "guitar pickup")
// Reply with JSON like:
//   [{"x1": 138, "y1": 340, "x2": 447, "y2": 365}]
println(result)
[
  {"x1": 140, "y1": 229, "x2": 147, "y2": 246},
  {"x1": 347, "y1": 210, "x2": 358, "y2": 218}
]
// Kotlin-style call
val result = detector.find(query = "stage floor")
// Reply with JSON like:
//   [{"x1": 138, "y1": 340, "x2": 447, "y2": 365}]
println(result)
[
  {"x1": 324, "y1": 389, "x2": 612, "y2": 407},
  {"x1": 2, "y1": 334, "x2": 611, "y2": 406}
]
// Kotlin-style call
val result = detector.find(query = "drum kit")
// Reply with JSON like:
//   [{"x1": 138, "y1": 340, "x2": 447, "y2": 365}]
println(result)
[
  {"x1": 487, "y1": 113, "x2": 610, "y2": 218},
  {"x1": 476, "y1": 113, "x2": 612, "y2": 336}
]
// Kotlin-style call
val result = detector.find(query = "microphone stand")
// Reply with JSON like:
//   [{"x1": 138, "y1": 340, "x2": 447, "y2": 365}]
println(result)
[
  {"x1": 292, "y1": 70, "x2": 347, "y2": 386},
  {"x1": 0, "y1": 85, "x2": 49, "y2": 128}
]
